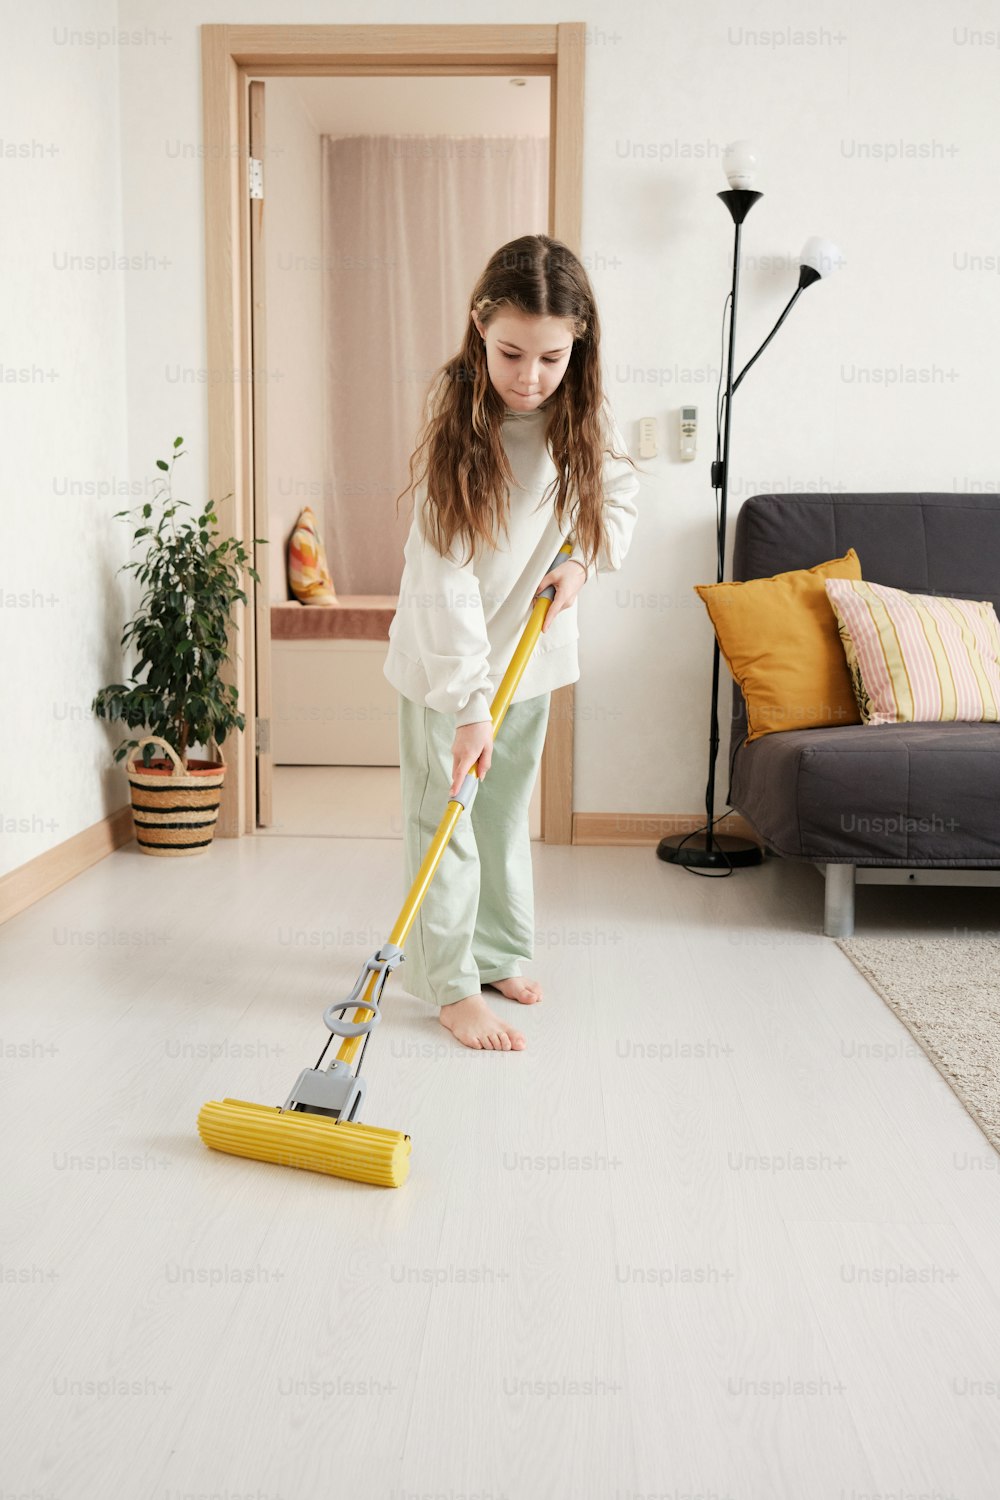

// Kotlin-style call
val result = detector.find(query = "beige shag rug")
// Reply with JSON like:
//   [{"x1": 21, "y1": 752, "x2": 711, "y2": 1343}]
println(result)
[{"x1": 837, "y1": 935, "x2": 1000, "y2": 1154}]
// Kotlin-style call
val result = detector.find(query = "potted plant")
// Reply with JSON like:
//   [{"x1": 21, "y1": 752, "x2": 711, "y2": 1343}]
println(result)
[{"x1": 92, "y1": 437, "x2": 265, "y2": 856}]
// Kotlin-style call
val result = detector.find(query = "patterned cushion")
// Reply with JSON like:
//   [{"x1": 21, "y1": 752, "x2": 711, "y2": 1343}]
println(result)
[
  {"x1": 824, "y1": 577, "x2": 1000, "y2": 725},
  {"x1": 288, "y1": 506, "x2": 337, "y2": 605}
]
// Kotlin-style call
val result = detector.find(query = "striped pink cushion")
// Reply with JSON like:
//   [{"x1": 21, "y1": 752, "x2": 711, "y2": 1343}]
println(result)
[{"x1": 824, "y1": 578, "x2": 1000, "y2": 726}]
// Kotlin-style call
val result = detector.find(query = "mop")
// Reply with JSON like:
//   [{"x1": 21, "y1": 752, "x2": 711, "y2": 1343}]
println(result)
[{"x1": 197, "y1": 540, "x2": 574, "y2": 1188}]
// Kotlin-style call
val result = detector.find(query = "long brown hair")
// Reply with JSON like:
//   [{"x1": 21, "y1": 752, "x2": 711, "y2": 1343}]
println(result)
[{"x1": 394, "y1": 233, "x2": 637, "y2": 572}]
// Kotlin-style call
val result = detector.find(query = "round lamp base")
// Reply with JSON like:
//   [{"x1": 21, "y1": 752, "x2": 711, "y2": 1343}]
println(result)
[{"x1": 656, "y1": 832, "x2": 763, "y2": 869}]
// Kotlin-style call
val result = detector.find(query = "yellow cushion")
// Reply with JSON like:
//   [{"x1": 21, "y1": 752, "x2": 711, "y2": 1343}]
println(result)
[
  {"x1": 694, "y1": 548, "x2": 863, "y2": 741},
  {"x1": 288, "y1": 506, "x2": 337, "y2": 605}
]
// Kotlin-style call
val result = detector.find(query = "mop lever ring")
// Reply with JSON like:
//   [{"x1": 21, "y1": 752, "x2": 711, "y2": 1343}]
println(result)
[{"x1": 322, "y1": 942, "x2": 406, "y2": 1038}]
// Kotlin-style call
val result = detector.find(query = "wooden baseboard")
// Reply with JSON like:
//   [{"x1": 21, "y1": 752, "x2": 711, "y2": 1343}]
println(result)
[
  {"x1": 0, "y1": 806, "x2": 135, "y2": 926},
  {"x1": 572, "y1": 811, "x2": 757, "y2": 846}
]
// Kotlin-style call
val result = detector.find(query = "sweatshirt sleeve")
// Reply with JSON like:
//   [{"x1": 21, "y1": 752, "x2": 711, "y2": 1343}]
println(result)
[
  {"x1": 566, "y1": 404, "x2": 641, "y2": 579},
  {"x1": 404, "y1": 484, "x2": 495, "y2": 726}
]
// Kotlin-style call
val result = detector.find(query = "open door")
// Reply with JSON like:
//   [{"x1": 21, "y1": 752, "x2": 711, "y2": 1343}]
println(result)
[
  {"x1": 203, "y1": 28, "x2": 584, "y2": 840},
  {"x1": 248, "y1": 79, "x2": 273, "y2": 825}
]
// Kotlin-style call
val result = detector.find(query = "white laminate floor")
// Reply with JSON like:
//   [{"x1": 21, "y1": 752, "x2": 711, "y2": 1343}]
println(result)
[{"x1": 2, "y1": 832, "x2": 999, "y2": 1499}]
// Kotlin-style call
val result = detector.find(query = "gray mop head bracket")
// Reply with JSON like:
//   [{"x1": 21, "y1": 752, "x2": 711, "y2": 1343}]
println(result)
[{"x1": 281, "y1": 942, "x2": 406, "y2": 1121}]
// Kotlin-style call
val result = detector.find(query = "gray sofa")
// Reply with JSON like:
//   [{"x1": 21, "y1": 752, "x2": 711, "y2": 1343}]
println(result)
[{"x1": 727, "y1": 492, "x2": 1000, "y2": 936}]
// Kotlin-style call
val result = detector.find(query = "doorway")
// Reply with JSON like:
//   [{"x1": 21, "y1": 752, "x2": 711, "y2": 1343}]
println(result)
[
  {"x1": 200, "y1": 24, "x2": 585, "y2": 842},
  {"x1": 257, "y1": 74, "x2": 550, "y2": 841}
]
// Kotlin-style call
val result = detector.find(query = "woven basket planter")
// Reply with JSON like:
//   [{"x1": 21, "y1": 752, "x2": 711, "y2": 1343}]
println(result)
[{"x1": 126, "y1": 735, "x2": 227, "y2": 857}]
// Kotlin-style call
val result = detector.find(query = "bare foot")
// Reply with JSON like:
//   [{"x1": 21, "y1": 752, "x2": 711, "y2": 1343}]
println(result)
[
  {"x1": 484, "y1": 975, "x2": 543, "y2": 1005},
  {"x1": 439, "y1": 994, "x2": 527, "y2": 1051}
]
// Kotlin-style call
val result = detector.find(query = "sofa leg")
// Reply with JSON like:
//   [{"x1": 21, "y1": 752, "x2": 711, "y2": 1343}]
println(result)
[{"x1": 824, "y1": 863, "x2": 856, "y2": 938}]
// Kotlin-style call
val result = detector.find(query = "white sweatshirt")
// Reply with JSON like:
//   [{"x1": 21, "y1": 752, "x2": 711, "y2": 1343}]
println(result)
[{"x1": 383, "y1": 400, "x2": 641, "y2": 726}]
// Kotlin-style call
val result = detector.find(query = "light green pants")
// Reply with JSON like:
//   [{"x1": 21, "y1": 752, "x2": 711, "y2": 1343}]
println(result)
[{"x1": 396, "y1": 690, "x2": 551, "y2": 1008}]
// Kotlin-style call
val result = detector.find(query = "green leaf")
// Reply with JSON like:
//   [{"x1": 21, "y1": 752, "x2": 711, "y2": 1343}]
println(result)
[{"x1": 90, "y1": 437, "x2": 253, "y2": 764}]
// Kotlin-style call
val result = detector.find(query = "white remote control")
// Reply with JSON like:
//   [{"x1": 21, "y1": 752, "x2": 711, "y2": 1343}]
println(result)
[{"x1": 680, "y1": 406, "x2": 697, "y2": 461}]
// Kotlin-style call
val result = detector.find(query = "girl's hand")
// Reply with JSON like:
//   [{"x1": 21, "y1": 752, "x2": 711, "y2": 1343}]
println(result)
[
  {"x1": 533, "y1": 558, "x2": 588, "y2": 632},
  {"x1": 451, "y1": 719, "x2": 493, "y2": 798}
]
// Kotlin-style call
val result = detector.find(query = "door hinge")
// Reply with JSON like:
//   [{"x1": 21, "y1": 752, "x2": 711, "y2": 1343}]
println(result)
[
  {"x1": 255, "y1": 716, "x2": 270, "y2": 754},
  {"x1": 249, "y1": 157, "x2": 263, "y2": 200}
]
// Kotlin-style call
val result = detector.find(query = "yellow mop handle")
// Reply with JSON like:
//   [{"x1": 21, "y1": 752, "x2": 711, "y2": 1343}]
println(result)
[{"x1": 334, "y1": 540, "x2": 575, "y2": 1065}]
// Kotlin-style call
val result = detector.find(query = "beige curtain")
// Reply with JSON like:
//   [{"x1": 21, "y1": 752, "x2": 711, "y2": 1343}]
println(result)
[{"x1": 321, "y1": 133, "x2": 549, "y2": 594}]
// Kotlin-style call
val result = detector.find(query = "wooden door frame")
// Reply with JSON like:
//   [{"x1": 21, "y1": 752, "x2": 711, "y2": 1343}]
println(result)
[{"x1": 200, "y1": 22, "x2": 584, "y2": 841}]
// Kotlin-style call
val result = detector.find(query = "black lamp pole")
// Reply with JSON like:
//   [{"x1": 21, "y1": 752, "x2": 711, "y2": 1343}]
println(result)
[
  {"x1": 658, "y1": 188, "x2": 765, "y2": 870},
  {"x1": 658, "y1": 184, "x2": 833, "y2": 872}
]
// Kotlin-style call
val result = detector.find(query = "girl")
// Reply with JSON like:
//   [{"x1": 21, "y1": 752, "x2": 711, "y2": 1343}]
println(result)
[{"x1": 384, "y1": 233, "x2": 640, "y2": 1052}]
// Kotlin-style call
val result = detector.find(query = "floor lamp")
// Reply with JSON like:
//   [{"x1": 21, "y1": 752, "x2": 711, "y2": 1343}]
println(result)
[{"x1": 658, "y1": 140, "x2": 842, "y2": 872}]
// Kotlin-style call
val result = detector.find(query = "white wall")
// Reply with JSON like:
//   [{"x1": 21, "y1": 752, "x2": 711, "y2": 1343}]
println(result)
[
  {"x1": 558, "y1": 0, "x2": 1000, "y2": 812},
  {"x1": 0, "y1": 2, "x2": 129, "y2": 879},
  {"x1": 262, "y1": 81, "x2": 326, "y2": 605},
  {"x1": 291, "y1": 72, "x2": 549, "y2": 133},
  {"x1": 5, "y1": 0, "x2": 999, "y2": 878}
]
